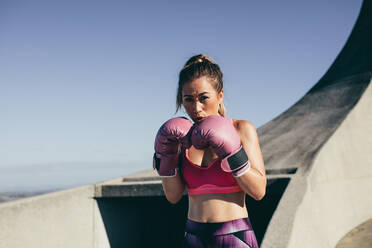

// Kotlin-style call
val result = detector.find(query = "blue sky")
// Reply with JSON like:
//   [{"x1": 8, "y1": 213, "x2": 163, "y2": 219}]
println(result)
[{"x1": 0, "y1": 0, "x2": 363, "y2": 192}]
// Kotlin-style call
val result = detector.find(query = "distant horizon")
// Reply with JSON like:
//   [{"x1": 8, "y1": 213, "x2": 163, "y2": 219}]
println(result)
[{"x1": 0, "y1": 160, "x2": 146, "y2": 193}]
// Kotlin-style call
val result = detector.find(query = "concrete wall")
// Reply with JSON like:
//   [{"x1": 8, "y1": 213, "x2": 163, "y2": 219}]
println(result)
[
  {"x1": 0, "y1": 184, "x2": 109, "y2": 248},
  {"x1": 288, "y1": 80, "x2": 372, "y2": 247},
  {"x1": 262, "y1": 80, "x2": 372, "y2": 248}
]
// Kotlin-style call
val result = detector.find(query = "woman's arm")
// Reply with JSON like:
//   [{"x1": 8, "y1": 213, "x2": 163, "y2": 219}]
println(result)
[
  {"x1": 161, "y1": 173, "x2": 185, "y2": 204},
  {"x1": 234, "y1": 120, "x2": 267, "y2": 201},
  {"x1": 153, "y1": 117, "x2": 191, "y2": 204}
]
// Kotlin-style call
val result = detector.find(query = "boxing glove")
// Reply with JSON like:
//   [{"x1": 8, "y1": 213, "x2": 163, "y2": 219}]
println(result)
[
  {"x1": 153, "y1": 117, "x2": 193, "y2": 177},
  {"x1": 191, "y1": 115, "x2": 250, "y2": 177}
]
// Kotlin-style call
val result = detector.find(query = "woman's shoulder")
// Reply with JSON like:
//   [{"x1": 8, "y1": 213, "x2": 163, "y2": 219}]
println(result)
[
  {"x1": 231, "y1": 118, "x2": 257, "y2": 139},
  {"x1": 231, "y1": 118, "x2": 256, "y2": 130}
]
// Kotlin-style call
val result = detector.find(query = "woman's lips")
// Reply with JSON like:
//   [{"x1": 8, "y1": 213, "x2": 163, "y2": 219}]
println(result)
[{"x1": 194, "y1": 116, "x2": 205, "y2": 122}]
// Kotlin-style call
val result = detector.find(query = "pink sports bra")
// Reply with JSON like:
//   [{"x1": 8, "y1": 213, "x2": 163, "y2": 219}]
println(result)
[{"x1": 181, "y1": 148, "x2": 243, "y2": 195}]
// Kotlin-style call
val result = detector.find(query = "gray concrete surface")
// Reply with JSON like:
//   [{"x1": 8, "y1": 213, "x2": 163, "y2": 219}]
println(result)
[
  {"x1": 0, "y1": 185, "x2": 110, "y2": 248},
  {"x1": 261, "y1": 79, "x2": 372, "y2": 247},
  {"x1": 336, "y1": 218, "x2": 372, "y2": 248}
]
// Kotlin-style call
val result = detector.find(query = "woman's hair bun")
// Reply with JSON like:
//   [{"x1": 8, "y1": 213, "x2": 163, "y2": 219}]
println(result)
[{"x1": 184, "y1": 54, "x2": 215, "y2": 68}]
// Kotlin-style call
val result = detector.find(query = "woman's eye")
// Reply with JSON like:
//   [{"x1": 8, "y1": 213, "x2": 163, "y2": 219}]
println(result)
[
  {"x1": 184, "y1": 98, "x2": 193, "y2": 102},
  {"x1": 200, "y1": 96, "x2": 208, "y2": 101}
]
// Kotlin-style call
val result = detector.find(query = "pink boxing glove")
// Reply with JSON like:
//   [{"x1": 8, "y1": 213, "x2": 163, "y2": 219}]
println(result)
[
  {"x1": 153, "y1": 117, "x2": 193, "y2": 177},
  {"x1": 191, "y1": 115, "x2": 250, "y2": 177}
]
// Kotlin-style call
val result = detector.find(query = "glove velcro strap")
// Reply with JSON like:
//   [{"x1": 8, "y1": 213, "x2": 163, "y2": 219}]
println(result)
[
  {"x1": 221, "y1": 146, "x2": 249, "y2": 172},
  {"x1": 232, "y1": 160, "x2": 251, "y2": 177}
]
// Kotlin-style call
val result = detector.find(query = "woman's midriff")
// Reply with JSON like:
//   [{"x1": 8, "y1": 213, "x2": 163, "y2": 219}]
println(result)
[{"x1": 188, "y1": 191, "x2": 249, "y2": 223}]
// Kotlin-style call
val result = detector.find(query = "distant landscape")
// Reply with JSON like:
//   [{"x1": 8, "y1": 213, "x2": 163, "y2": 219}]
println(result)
[
  {"x1": 0, "y1": 189, "x2": 61, "y2": 204},
  {"x1": 0, "y1": 161, "x2": 149, "y2": 205}
]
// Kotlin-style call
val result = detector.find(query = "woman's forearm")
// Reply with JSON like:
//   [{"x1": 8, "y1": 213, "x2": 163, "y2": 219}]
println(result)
[
  {"x1": 234, "y1": 120, "x2": 267, "y2": 201},
  {"x1": 161, "y1": 174, "x2": 185, "y2": 204},
  {"x1": 235, "y1": 166, "x2": 266, "y2": 201}
]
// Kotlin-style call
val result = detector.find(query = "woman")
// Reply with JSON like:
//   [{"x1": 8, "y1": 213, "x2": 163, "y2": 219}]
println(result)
[{"x1": 153, "y1": 54, "x2": 266, "y2": 247}]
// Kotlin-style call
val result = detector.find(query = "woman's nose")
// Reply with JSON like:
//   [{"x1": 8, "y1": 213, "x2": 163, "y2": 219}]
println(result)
[{"x1": 194, "y1": 101, "x2": 202, "y2": 113}]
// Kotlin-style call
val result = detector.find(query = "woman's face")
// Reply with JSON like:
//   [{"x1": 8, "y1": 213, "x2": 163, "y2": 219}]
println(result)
[{"x1": 182, "y1": 76, "x2": 224, "y2": 123}]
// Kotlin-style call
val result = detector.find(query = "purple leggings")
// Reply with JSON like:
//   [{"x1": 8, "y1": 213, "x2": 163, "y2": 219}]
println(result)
[{"x1": 184, "y1": 217, "x2": 259, "y2": 248}]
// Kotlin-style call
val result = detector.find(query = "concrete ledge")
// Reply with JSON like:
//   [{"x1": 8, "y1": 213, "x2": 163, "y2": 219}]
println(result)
[
  {"x1": 94, "y1": 174, "x2": 293, "y2": 198},
  {"x1": 0, "y1": 184, "x2": 102, "y2": 248},
  {"x1": 96, "y1": 181, "x2": 163, "y2": 197}
]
